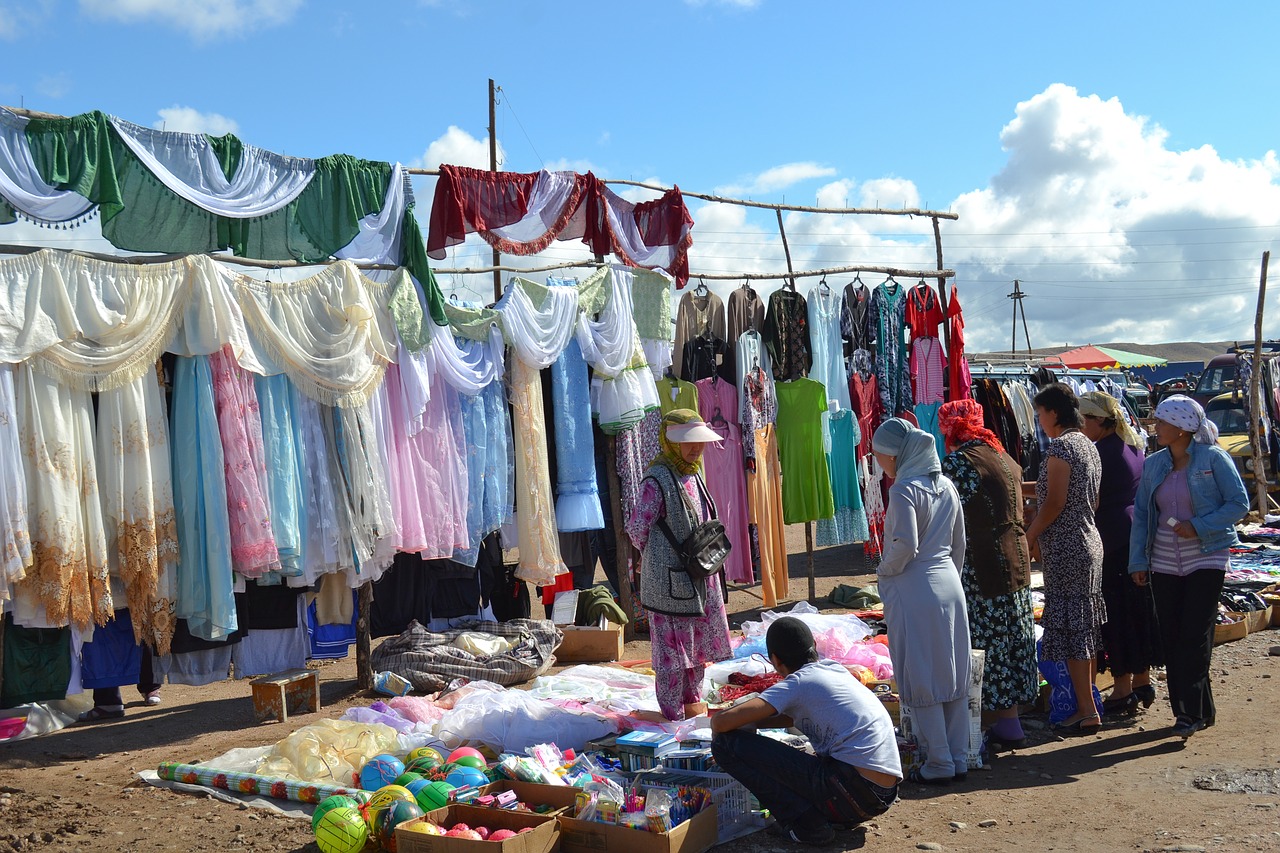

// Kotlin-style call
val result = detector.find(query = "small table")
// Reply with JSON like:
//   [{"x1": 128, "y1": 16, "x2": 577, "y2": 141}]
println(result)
[{"x1": 250, "y1": 669, "x2": 320, "y2": 724}]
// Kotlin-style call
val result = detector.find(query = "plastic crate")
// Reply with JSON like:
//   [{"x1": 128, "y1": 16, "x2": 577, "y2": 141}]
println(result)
[{"x1": 628, "y1": 768, "x2": 758, "y2": 842}]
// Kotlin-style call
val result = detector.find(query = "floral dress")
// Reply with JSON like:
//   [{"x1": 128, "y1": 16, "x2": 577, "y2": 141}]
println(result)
[{"x1": 942, "y1": 442, "x2": 1039, "y2": 711}]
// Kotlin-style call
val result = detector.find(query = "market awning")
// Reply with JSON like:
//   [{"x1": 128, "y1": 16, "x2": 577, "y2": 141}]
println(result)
[{"x1": 1056, "y1": 345, "x2": 1168, "y2": 369}]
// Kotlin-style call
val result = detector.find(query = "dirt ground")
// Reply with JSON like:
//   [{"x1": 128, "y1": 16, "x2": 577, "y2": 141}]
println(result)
[{"x1": 2, "y1": 529, "x2": 1279, "y2": 853}]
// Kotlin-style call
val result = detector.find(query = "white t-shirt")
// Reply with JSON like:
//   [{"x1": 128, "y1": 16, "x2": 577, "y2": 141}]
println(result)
[{"x1": 760, "y1": 660, "x2": 902, "y2": 779}]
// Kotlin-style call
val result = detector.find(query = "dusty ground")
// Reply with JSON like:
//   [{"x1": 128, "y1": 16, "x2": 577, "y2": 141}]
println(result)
[{"x1": 2, "y1": 529, "x2": 1279, "y2": 853}]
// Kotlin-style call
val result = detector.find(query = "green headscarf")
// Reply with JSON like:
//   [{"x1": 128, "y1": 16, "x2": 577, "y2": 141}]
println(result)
[{"x1": 655, "y1": 408, "x2": 705, "y2": 476}]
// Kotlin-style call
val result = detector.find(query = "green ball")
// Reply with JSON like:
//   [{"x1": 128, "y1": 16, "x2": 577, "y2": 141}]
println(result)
[
  {"x1": 312, "y1": 795, "x2": 359, "y2": 833},
  {"x1": 393, "y1": 771, "x2": 424, "y2": 788},
  {"x1": 405, "y1": 756, "x2": 440, "y2": 776},
  {"x1": 413, "y1": 780, "x2": 455, "y2": 813},
  {"x1": 314, "y1": 805, "x2": 368, "y2": 853},
  {"x1": 451, "y1": 754, "x2": 486, "y2": 770}
]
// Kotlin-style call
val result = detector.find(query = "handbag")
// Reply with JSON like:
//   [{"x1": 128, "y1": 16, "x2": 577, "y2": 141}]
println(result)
[{"x1": 655, "y1": 470, "x2": 732, "y2": 581}]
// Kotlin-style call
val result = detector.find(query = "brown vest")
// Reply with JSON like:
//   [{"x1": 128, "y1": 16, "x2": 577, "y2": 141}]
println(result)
[{"x1": 957, "y1": 443, "x2": 1032, "y2": 598}]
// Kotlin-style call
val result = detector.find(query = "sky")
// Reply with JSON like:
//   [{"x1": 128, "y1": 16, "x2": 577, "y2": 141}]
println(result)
[{"x1": 2, "y1": 0, "x2": 1280, "y2": 353}]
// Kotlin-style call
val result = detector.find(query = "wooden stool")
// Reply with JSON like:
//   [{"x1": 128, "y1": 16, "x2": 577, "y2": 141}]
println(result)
[{"x1": 250, "y1": 669, "x2": 320, "y2": 723}]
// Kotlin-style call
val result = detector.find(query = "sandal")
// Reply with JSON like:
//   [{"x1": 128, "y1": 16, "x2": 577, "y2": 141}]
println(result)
[
  {"x1": 906, "y1": 767, "x2": 953, "y2": 786},
  {"x1": 1102, "y1": 692, "x2": 1139, "y2": 717},
  {"x1": 1134, "y1": 685, "x2": 1156, "y2": 709},
  {"x1": 78, "y1": 706, "x2": 125, "y2": 723},
  {"x1": 1053, "y1": 714, "x2": 1101, "y2": 736}
]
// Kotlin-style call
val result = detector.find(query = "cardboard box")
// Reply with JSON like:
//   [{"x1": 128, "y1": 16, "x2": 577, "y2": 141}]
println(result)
[
  {"x1": 249, "y1": 669, "x2": 319, "y2": 724},
  {"x1": 396, "y1": 804, "x2": 557, "y2": 853},
  {"x1": 1243, "y1": 605, "x2": 1273, "y2": 634},
  {"x1": 1213, "y1": 613, "x2": 1247, "y2": 645},
  {"x1": 1261, "y1": 584, "x2": 1280, "y2": 626},
  {"x1": 470, "y1": 780, "x2": 579, "y2": 816},
  {"x1": 558, "y1": 804, "x2": 718, "y2": 853},
  {"x1": 556, "y1": 626, "x2": 624, "y2": 662}
]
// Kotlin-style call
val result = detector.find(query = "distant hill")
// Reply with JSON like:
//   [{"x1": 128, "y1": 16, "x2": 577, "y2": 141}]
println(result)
[{"x1": 969, "y1": 341, "x2": 1234, "y2": 366}]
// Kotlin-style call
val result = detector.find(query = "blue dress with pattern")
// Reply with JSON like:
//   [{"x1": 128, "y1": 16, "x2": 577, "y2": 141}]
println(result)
[{"x1": 552, "y1": 337, "x2": 605, "y2": 532}]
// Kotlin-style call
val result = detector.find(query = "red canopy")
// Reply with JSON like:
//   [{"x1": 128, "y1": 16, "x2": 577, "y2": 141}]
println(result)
[{"x1": 1057, "y1": 345, "x2": 1122, "y2": 369}]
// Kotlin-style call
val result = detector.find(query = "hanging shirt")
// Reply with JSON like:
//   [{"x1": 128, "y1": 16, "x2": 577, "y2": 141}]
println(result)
[
  {"x1": 840, "y1": 282, "x2": 874, "y2": 356},
  {"x1": 763, "y1": 288, "x2": 812, "y2": 382},
  {"x1": 673, "y1": 289, "x2": 726, "y2": 379},
  {"x1": 905, "y1": 283, "x2": 945, "y2": 340},
  {"x1": 910, "y1": 337, "x2": 947, "y2": 405},
  {"x1": 656, "y1": 376, "x2": 699, "y2": 414}
]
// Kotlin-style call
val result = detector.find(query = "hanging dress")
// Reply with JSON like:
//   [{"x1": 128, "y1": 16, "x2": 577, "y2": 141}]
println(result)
[
  {"x1": 806, "y1": 283, "x2": 851, "y2": 412},
  {"x1": 869, "y1": 280, "x2": 911, "y2": 421},
  {"x1": 815, "y1": 410, "x2": 870, "y2": 547},
  {"x1": 741, "y1": 357, "x2": 787, "y2": 606},
  {"x1": 0, "y1": 364, "x2": 31, "y2": 606},
  {"x1": 696, "y1": 377, "x2": 754, "y2": 585},
  {"x1": 170, "y1": 355, "x2": 237, "y2": 642},
  {"x1": 552, "y1": 337, "x2": 605, "y2": 532},
  {"x1": 254, "y1": 374, "x2": 304, "y2": 580},
  {"x1": 762, "y1": 288, "x2": 811, "y2": 381},
  {"x1": 862, "y1": 456, "x2": 887, "y2": 560},
  {"x1": 13, "y1": 364, "x2": 112, "y2": 631},
  {"x1": 774, "y1": 377, "x2": 835, "y2": 524}
]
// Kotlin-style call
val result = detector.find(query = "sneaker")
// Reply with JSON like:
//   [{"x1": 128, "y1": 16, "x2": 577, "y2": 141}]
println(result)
[
  {"x1": 1171, "y1": 717, "x2": 1203, "y2": 739},
  {"x1": 144, "y1": 690, "x2": 162, "y2": 707}
]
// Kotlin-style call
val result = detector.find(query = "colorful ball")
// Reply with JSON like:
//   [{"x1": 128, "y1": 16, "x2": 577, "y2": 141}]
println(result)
[
  {"x1": 314, "y1": 805, "x2": 368, "y2": 853},
  {"x1": 450, "y1": 753, "x2": 487, "y2": 770},
  {"x1": 444, "y1": 766, "x2": 489, "y2": 790},
  {"x1": 405, "y1": 756, "x2": 440, "y2": 777},
  {"x1": 393, "y1": 771, "x2": 423, "y2": 788},
  {"x1": 447, "y1": 747, "x2": 485, "y2": 765},
  {"x1": 366, "y1": 784, "x2": 416, "y2": 814},
  {"x1": 312, "y1": 794, "x2": 359, "y2": 832},
  {"x1": 407, "y1": 746, "x2": 444, "y2": 766},
  {"x1": 360, "y1": 754, "x2": 406, "y2": 792},
  {"x1": 413, "y1": 780, "x2": 455, "y2": 813},
  {"x1": 375, "y1": 799, "x2": 425, "y2": 852}
]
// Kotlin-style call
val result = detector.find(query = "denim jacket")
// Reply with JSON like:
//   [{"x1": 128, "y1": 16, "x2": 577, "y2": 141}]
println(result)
[{"x1": 1128, "y1": 441, "x2": 1249, "y2": 574}]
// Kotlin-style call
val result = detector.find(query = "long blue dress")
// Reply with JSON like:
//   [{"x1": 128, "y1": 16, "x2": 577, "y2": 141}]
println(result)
[{"x1": 552, "y1": 338, "x2": 605, "y2": 532}]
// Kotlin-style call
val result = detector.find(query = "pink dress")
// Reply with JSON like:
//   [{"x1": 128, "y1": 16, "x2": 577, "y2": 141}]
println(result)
[
  {"x1": 209, "y1": 346, "x2": 279, "y2": 578},
  {"x1": 695, "y1": 377, "x2": 754, "y2": 584},
  {"x1": 404, "y1": 371, "x2": 470, "y2": 559}
]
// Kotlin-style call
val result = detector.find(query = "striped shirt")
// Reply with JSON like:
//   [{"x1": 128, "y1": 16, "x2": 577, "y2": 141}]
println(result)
[{"x1": 1151, "y1": 468, "x2": 1230, "y2": 576}]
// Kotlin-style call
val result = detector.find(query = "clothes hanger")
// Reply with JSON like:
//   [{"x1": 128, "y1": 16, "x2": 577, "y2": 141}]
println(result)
[
  {"x1": 818, "y1": 275, "x2": 831, "y2": 297},
  {"x1": 695, "y1": 276, "x2": 709, "y2": 296},
  {"x1": 711, "y1": 406, "x2": 728, "y2": 428}
]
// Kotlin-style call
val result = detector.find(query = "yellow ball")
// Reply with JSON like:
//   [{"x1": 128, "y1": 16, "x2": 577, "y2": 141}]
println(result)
[{"x1": 407, "y1": 746, "x2": 444, "y2": 765}]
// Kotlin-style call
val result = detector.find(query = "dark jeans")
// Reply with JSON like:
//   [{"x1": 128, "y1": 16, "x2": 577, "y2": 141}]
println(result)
[
  {"x1": 91, "y1": 646, "x2": 160, "y2": 708},
  {"x1": 1151, "y1": 569, "x2": 1224, "y2": 725},
  {"x1": 711, "y1": 729, "x2": 896, "y2": 827}
]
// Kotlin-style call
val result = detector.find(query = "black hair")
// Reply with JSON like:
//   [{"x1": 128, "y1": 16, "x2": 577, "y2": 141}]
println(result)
[
  {"x1": 765, "y1": 616, "x2": 820, "y2": 672},
  {"x1": 1034, "y1": 382, "x2": 1082, "y2": 429}
]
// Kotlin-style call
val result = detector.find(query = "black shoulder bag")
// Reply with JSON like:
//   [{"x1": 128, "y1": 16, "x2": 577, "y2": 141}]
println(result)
[{"x1": 655, "y1": 471, "x2": 732, "y2": 581}]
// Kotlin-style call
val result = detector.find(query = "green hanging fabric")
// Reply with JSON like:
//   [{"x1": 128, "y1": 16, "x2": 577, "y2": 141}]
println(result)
[
  {"x1": 575, "y1": 266, "x2": 610, "y2": 316},
  {"x1": 24, "y1": 109, "x2": 448, "y2": 330},
  {"x1": 0, "y1": 198, "x2": 14, "y2": 225},
  {"x1": 443, "y1": 301, "x2": 502, "y2": 343}
]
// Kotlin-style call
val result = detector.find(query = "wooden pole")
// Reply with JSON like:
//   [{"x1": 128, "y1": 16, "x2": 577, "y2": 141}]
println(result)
[
  {"x1": 774, "y1": 208, "x2": 815, "y2": 600},
  {"x1": 356, "y1": 581, "x2": 373, "y2": 691},
  {"x1": 1250, "y1": 251, "x2": 1270, "y2": 515},
  {"x1": 1011, "y1": 280, "x2": 1019, "y2": 357},
  {"x1": 488, "y1": 79, "x2": 502, "y2": 303},
  {"x1": 932, "y1": 217, "x2": 952, "y2": 391}
]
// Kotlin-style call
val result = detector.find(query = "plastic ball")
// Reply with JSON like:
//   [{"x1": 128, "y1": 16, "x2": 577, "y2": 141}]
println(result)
[
  {"x1": 363, "y1": 784, "x2": 416, "y2": 830},
  {"x1": 405, "y1": 755, "x2": 441, "y2": 777},
  {"x1": 489, "y1": 829, "x2": 516, "y2": 841},
  {"x1": 450, "y1": 753, "x2": 487, "y2": 770},
  {"x1": 447, "y1": 747, "x2": 485, "y2": 765},
  {"x1": 407, "y1": 746, "x2": 444, "y2": 766},
  {"x1": 402, "y1": 820, "x2": 445, "y2": 836},
  {"x1": 393, "y1": 771, "x2": 423, "y2": 789},
  {"x1": 360, "y1": 754, "x2": 406, "y2": 792},
  {"x1": 375, "y1": 799, "x2": 425, "y2": 852},
  {"x1": 413, "y1": 780, "x2": 455, "y2": 813},
  {"x1": 314, "y1": 805, "x2": 368, "y2": 853},
  {"x1": 312, "y1": 794, "x2": 359, "y2": 832},
  {"x1": 444, "y1": 766, "x2": 489, "y2": 790},
  {"x1": 404, "y1": 778, "x2": 433, "y2": 799}
]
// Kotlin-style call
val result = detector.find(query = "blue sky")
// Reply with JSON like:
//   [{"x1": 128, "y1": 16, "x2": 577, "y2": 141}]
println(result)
[{"x1": 3, "y1": 0, "x2": 1280, "y2": 352}]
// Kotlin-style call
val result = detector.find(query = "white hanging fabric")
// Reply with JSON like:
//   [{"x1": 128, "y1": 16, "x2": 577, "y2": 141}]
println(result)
[
  {"x1": 0, "y1": 108, "x2": 95, "y2": 224},
  {"x1": 578, "y1": 266, "x2": 659, "y2": 434},
  {"x1": 496, "y1": 280, "x2": 579, "y2": 369},
  {"x1": 426, "y1": 320, "x2": 504, "y2": 397},
  {"x1": 0, "y1": 364, "x2": 31, "y2": 604},
  {"x1": 107, "y1": 116, "x2": 315, "y2": 218},
  {"x1": 485, "y1": 170, "x2": 586, "y2": 248},
  {"x1": 335, "y1": 163, "x2": 411, "y2": 266},
  {"x1": 575, "y1": 267, "x2": 635, "y2": 376},
  {"x1": 596, "y1": 183, "x2": 692, "y2": 273}
]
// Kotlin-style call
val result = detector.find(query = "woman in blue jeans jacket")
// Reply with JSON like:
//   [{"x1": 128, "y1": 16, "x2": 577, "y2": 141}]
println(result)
[{"x1": 1129, "y1": 395, "x2": 1248, "y2": 739}]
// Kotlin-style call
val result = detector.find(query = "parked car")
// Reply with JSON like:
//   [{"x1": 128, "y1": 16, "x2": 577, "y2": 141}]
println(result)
[
  {"x1": 1192, "y1": 354, "x2": 1237, "y2": 407},
  {"x1": 1203, "y1": 392, "x2": 1277, "y2": 511},
  {"x1": 1124, "y1": 382, "x2": 1153, "y2": 419}
]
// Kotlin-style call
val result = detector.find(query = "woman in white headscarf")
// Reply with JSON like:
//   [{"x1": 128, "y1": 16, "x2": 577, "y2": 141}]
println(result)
[
  {"x1": 872, "y1": 418, "x2": 971, "y2": 785},
  {"x1": 1129, "y1": 395, "x2": 1248, "y2": 740}
]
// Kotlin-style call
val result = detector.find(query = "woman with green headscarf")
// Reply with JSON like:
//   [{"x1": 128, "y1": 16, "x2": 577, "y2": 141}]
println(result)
[{"x1": 625, "y1": 409, "x2": 733, "y2": 721}]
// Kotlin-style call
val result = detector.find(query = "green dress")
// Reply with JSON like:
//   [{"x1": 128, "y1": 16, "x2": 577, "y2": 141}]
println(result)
[
  {"x1": 774, "y1": 378, "x2": 835, "y2": 524},
  {"x1": 656, "y1": 377, "x2": 698, "y2": 414}
]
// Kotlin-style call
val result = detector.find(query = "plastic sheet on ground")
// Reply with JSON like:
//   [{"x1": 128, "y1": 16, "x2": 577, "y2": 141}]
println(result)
[
  {"x1": 733, "y1": 602, "x2": 880, "y2": 672},
  {"x1": 253, "y1": 718, "x2": 401, "y2": 785},
  {"x1": 433, "y1": 682, "x2": 616, "y2": 754},
  {"x1": 0, "y1": 693, "x2": 92, "y2": 743}
]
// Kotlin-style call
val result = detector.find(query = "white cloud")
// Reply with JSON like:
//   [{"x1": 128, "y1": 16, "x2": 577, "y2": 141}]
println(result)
[
  {"x1": 412, "y1": 125, "x2": 503, "y2": 170},
  {"x1": 154, "y1": 106, "x2": 240, "y2": 136},
  {"x1": 717, "y1": 161, "x2": 837, "y2": 197},
  {"x1": 35, "y1": 72, "x2": 70, "y2": 99},
  {"x1": 0, "y1": 0, "x2": 52, "y2": 40},
  {"x1": 79, "y1": 0, "x2": 303, "y2": 39}
]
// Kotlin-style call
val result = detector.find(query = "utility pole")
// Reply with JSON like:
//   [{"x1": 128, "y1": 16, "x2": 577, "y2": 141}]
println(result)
[
  {"x1": 488, "y1": 79, "x2": 501, "y2": 303},
  {"x1": 1249, "y1": 251, "x2": 1270, "y2": 515},
  {"x1": 1008, "y1": 279, "x2": 1031, "y2": 355}
]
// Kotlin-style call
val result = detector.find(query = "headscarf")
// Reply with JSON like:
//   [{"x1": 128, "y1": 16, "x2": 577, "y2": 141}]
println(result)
[
  {"x1": 872, "y1": 417, "x2": 942, "y2": 481},
  {"x1": 656, "y1": 408, "x2": 705, "y2": 475},
  {"x1": 1154, "y1": 394, "x2": 1219, "y2": 446},
  {"x1": 1078, "y1": 391, "x2": 1145, "y2": 449},
  {"x1": 938, "y1": 399, "x2": 1003, "y2": 452}
]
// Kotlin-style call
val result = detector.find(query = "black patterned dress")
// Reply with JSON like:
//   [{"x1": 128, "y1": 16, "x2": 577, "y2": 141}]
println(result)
[
  {"x1": 1036, "y1": 431, "x2": 1107, "y2": 661},
  {"x1": 942, "y1": 442, "x2": 1040, "y2": 711}
]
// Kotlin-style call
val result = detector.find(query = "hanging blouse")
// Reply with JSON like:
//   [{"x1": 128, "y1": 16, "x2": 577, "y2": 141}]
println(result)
[
  {"x1": 96, "y1": 369, "x2": 179, "y2": 655},
  {"x1": 762, "y1": 288, "x2": 811, "y2": 382},
  {"x1": 905, "y1": 282, "x2": 945, "y2": 340},
  {"x1": 672, "y1": 289, "x2": 726, "y2": 379},
  {"x1": 552, "y1": 338, "x2": 605, "y2": 533},
  {"x1": 209, "y1": 345, "x2": 279, "y2": 579},
  {"x1": 0, "y1": 364, "x2": 31, "y2": 604},
  {"x1": 840, "y1": 282, "x2": 873, "y2": 355},
  {"x1": 656, "y1": 376, "x2": 699, "y2": 414},
  {"x1": 13, "y1": 363, "x2": 112, "y2": 631},
  {"x1": 680, "y1": 334, "x2": 730, "y2": 383},
  {"x1": 170, "y1": 355, "x2": 237, "y2": 642}
]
